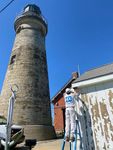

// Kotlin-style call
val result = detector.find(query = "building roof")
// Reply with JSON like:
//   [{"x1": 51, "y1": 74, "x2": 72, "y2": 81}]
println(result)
[{"x1": 73, "y1": 62, "x2": 113, "y2": 84}]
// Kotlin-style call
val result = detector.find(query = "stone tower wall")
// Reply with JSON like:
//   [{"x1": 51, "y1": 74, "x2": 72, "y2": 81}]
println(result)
[{"x1": 0, "y1": 4, "x2": 56, "y2": 140}]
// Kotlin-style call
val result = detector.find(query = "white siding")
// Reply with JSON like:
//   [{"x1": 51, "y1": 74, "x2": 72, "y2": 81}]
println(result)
[{"x1": 74, "y1": 80, "x2": 113, "y2": 150}]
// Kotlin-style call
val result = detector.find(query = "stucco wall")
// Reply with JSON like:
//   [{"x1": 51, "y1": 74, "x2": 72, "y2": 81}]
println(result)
[
  {"x1": 0, "y1": 6, "x2": 56, "y2": 140},
  {"x1": 78, "y1": 80, "x2": 113, "y2": 150}
]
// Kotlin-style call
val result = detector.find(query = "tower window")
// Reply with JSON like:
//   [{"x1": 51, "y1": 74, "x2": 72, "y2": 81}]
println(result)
[{"x1": 10, "y1": 55, "x2": 16, "y2": 65}]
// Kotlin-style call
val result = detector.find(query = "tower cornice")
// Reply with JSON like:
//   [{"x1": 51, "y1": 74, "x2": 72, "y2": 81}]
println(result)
[{"x1": 14, "y1": 4, "x2": 48, "y2": 35}]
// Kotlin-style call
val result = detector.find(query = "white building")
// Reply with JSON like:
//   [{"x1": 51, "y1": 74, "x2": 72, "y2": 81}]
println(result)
[{"x1": 72, "y1": 63, "x2": 113, "y2": 150}]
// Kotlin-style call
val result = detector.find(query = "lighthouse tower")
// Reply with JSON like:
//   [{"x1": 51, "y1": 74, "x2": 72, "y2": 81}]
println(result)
[{"x1": 0, "y1": 4, "x2": 56, "y2": 140}]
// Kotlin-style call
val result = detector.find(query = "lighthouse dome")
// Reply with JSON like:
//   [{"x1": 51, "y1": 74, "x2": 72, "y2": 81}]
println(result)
[{"x1": 23, "y1": 4, "x2": 41, "y2": 15}]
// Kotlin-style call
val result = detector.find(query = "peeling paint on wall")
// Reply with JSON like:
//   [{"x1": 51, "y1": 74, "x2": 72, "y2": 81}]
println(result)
[
  {"x1": 78, "y1": 81, "x2": 113, "y2": 150},
  {"x1": 108, "y1": 90, "x2": 113, "y2": 114}
]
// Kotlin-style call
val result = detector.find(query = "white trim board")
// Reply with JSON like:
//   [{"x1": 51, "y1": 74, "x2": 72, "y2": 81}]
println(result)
[{"x1": 72, "y1": 74, "x2": 113, "y2": 88}]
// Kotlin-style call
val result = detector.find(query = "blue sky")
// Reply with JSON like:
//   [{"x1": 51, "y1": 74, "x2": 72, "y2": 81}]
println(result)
[{"x1": 1, "y1": 0, "x2": 113, "y2": 99}]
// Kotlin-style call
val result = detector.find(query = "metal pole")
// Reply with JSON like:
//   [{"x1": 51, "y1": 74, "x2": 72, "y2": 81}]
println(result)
[
  {"x1": 5, "y1": 126, "x2": 9, "y2": 150},
  {"x1": 69, "y1": 141, "x2": 72, "y2": 150},
  {"x1": 62, "y1": 133, "x2": 66, "y2": 150},
  {"x1": 5, "y1": 95, "x2": 14, "y2": 150},
  {"x1": 5, "y1": 85, "x2": 18, "y2": 150}
]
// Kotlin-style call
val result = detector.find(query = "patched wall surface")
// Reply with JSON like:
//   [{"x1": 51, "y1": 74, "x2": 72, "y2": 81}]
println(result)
[
  {"x1": 0, "y1": 26, "x2": 51, "y2": 125},
  {"x1": 79, "y1": 81, "x2": 113, "y2": 150},
  {"x1": 0, "y1": 5, "x2": 56, "y2": 140}
]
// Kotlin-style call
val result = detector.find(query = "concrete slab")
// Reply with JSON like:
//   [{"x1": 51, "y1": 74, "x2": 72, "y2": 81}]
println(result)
[
  {"x1": 32, "y1": 139, "x2": 70, "y2": 150},
  {"x1": 15, "y1": 139, "x2": 80, "y2": 150}
]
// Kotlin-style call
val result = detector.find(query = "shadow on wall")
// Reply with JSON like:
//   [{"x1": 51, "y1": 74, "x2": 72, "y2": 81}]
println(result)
[{"x1": 77, "y1": 98, "x2": 95, "y2": 150}]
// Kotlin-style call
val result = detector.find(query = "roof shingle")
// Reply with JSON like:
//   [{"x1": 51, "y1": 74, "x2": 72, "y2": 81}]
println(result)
[{"x1": 73, "y1": 62, "x2": 113, "y2": 83}]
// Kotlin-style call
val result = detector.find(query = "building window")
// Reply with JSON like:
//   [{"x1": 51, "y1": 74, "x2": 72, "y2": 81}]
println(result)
[{"x1": 10, "y1": 55, "x2": 16, "y2": 65}]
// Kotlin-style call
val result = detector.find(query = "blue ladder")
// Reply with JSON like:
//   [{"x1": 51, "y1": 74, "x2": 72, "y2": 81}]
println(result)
[{"x1": 61, "y1": 120, "x2": 83, "y2": 150}]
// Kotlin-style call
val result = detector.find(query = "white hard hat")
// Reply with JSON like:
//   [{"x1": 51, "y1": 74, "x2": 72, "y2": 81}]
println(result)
[{"x1": 65, "y1": 88, "x2": 71, "y2": 93}]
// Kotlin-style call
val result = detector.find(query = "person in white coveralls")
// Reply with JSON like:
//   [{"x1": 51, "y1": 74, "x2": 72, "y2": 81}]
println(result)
[{"x1": 64, "y1": 87, "x2": 79, "y2": 142}]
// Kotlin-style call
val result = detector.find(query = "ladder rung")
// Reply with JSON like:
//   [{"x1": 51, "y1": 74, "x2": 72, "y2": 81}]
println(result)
[{"x1": 63, "y1": 140, "x2": 75, "y2": 143}]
